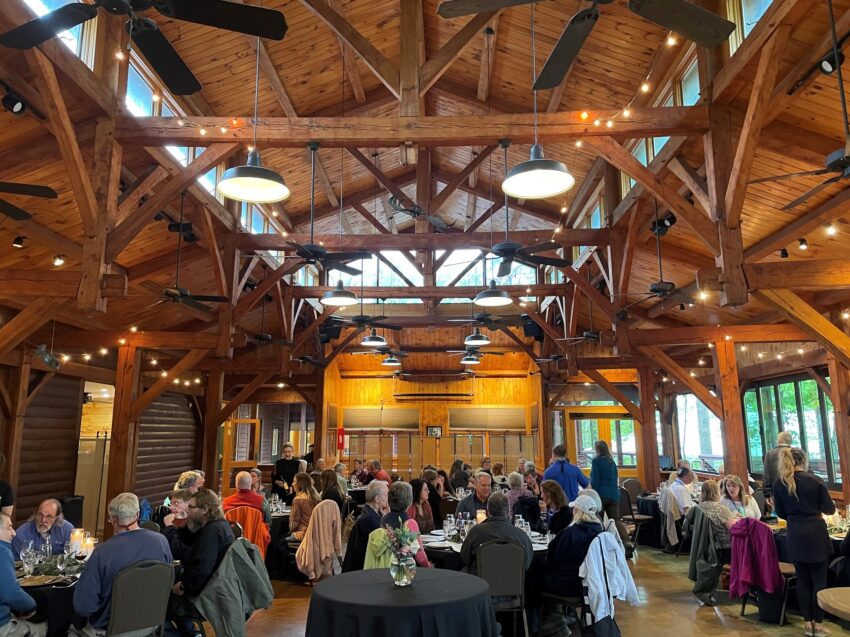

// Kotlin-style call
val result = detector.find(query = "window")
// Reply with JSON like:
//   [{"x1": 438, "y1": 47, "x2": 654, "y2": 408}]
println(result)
[
  {"x1": 728, "y1": 0, "x2": 772, "y2": 53},
  {"x1": 652, "y1": 94, "x2": 674, "y2": 155},
  {"x1": 125, "y1": 64, "x2": 155, "y2": 117},
  {"x1": 681, "y1": 60, "x2": 701, "y2": 106},
  {"x1": 24, "y1": 0, "x2": 89, "y2": 59},
  {"x1": 609, "y1": 419, "x2": 637, "y2": 467},
  {"x1": 741, "y1": 372, "x2": 841, "y2": 488},
  {"x1": 575, "y1": 419, "x2": 598, "y2": 469},
  {"x1": 676, "y1": 393, "x2": 724, "y2": 471}
]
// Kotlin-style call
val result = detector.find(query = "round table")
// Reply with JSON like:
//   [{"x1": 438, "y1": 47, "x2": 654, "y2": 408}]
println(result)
[
  {"x1": 264, "y1": 512, "x2": 290, "y2": 580},
  {"x1": 27, "y1": 582, "x2": 77, "y2": 637},
  {"x1": 305, "y1": 568, "x2": 500, "y2": 637},
  {"x1": 348, "y1": 488, "x2": 367, "y2": 506},
  {"x1": 635, "y1": 496, "x2": 661, "y2": 548},
  {"x1": 818, "y1": 587, "x2": 850, "y2": 620}
]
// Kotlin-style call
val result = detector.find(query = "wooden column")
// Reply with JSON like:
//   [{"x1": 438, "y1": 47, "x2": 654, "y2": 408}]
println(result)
[
  {"x1": 538, "y1": 375, "x2": 552, "y2": 465},
  {"x1": 105, "y1": 346, "x2": 141, "y2": 524},
  {"x1": 715, "y1": 340, "x2": 748, "y2": 479},
  {"x1": 2, "y1": 351, "x2": 31, "y2": 498},
  {"x1": 827, "y1": 309, "x2": 850, "y2": 502},
  {"x1": 638, "y1": 366, "x2": 661, "y2": 491},
  {"x1": 203, "y1": 370, "x2": 224, "y2": 492},
  {"x1": 312, "y1": 370, "x2": 326, "y2": 459}
]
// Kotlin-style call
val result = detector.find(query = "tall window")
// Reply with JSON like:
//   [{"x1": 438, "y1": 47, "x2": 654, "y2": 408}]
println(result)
[
  {"x1": 609, "y1": 419, "x2": 637, "y2": 467},
  {"x1": 742, "y1": 373, "x2": 840, "y2": 488},
  {"x1": 24, "y1": 0, "x2": 89, "y2": 59},
  {"x1": 676, "y1": 394, "x2": 724, "y2": 472},
  {"x1": 575, "y1": 419, "x2": 598, "y2": 469},
  {"x1": 728, "y1": 0, "x2": 772, "y2": 52},
  {"x1": 680, "y1": 60, "x2": 701, "y2": 106}
]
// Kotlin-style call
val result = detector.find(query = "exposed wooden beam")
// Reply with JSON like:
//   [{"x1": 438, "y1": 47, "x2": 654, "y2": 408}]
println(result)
[
  {"x1": 293, "y1": 283, "x2": 565, "y2": 299},
  {"x1": 668, "y1": 157, "x2": 710, "y2": 213},
  {"x1": 637, "y1": 345, "x2": 722, "y2": 418},
  {"x1": 233, "y1": 259, "x2": 304, "y2": 321},
  {"x1": 465, "y1": 201, "x2": 502, "y2": 233},
  {"x1": 477, "y1": 16, "x2": 498, "y2": 102},
  {"x1": 584, "y1": 369, "x2": 643, "y2": 423},
  {"x1": 0, "y1": 299, "x2": 57, "y2": 361},
  {"x1": 0, "y1": 271, "x2": 126, "y2": 299},
  {"x1": 430, "y1": 145, "x2": 497, "y2": 213},
  {"x1": 352, "y1": 203, "x2": 390, "y2": 234},
  {"x1": 131, "y1": 349, "x2": 208, "y2": 420},
  {"x1": 291, "y1": 308, "x2": 336, "y2": 353},
  {"x1": 29, "y1": 330, "x2": 246, "y2": 350},
  {"x1": 715, "y1": 339, "x2": 748, "y2": 479},
  {"x1": 697, "y1": 259, "x2": 850, "y2": 291},
  {"x1": 210, "y1": 372, "x2": 275, "y2": 428},
  {"x1": 628, "y1": 324, "x2": 810, "y2": 346}
]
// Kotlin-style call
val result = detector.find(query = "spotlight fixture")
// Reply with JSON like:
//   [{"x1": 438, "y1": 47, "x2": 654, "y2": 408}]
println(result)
[
  {"x1": 361, "y1": 328, "x2": 387, "y2": 347},
  {"x1": 473, "y1": 280, "x2": 513, "y2": 308},
  {"x1": 650, "y1": 212, "x2": 677, "y2": 236},
  {"x1": 666, "y1": 34, "x2": 677, "y2": 46},
  {"x1": 11, "y1": 236, "x2": 24, "y2": 249},
  {"x1": 53, "y1": 254, "x2": 65, "y2": 267},
  {"x1": 277, "y1": 382, "x2": 285, "y2": 389},
  {"x1": 640, "y1": 83, "x2": 650, "y2": 93},
  {"x1": 820, "y1": 49, "x2": 845, "y2": 74},
  {"x1": 465, "y1": 328, "x2": 490, "y2": 347},
  {"x1": 320, "y1": 280, "x2": 359, "y2": 307},
  {"x1": 502, "y1": 143, "x2": 575, "y2": 199},
  {"x1": 798, "y1": 237, "x2": 808, "y2": 250},
  {"x1": 381, "y1": 355, "x2": 401, "y2": 367},
  {"x1": 698, "y1": 290, "x2": 709, "y2": 301},
  {"x1": 1, "y1": 92, "x2": 25, "y2": 115},
  {"x1": 778, "y1": 248, "x2": 789, "y2": 258},
  {"x1": 460, "y1": 354, "x2": 480, "y2": 365}
]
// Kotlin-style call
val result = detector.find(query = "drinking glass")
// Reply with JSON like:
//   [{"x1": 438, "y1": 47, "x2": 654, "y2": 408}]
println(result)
[
  {"x1": 456, "y1": 487, "x2": 464, "y2": 499},
  {"x1": 514, "y1": 515, "x2": 524, "y2": 528},
  {"x1": 21, "y1": 550, "x2": 35, "y2": 577},
  {"x1": 64, "y1": 542, "x2": 73, "y2": 557},
  {"x1": 56, "y1": 553, "x2": 66, "y2": 575},
  {"x1": 43, "y1": 542, "x2": 52, "y2": 558}
]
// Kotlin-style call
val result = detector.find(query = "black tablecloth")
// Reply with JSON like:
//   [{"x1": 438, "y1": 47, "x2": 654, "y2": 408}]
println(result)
[
  {"x1": 636, "y1": 496, "x2": 661, "y2": 548},
  {"x1": 265, "y1": 513, "x2": 290, "y2": 580},
  {"x1": 305, "y1": 568, "x2": 500, "y2": 637},
  {"x1": 28, "y1": 583, "x2": 77, "y2": 637},
  {"x1": 773, "y1": 531, "x2": 843, "y2": 566},
  {"x1": 348, "y1": 489, "x2": 367, "y2": 506},
  {"x1": 425, "y1": 546, "x2": 547, "y2": 573}
]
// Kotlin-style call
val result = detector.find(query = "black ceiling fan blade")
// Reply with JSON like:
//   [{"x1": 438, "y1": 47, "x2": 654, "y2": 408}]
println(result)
[
  {"x1": 130, "y1": 19, "x2": 201, "y2": 95},
  {"x1": 0, "y1": 3, "x2": 98, "y2": 49},
  {"x1": 424, "y1": 215, "x2": 454, "y2": 230},
  {"x1": 327, "y1": 262, "x2": 362, "y2": 276},
  {"x1": 437, "y1": 0, "x2": 534, "y2": 19},
  {"x1": 186, "y1": 294, "x2": 229, "y2": 303},
  {"x1": 369, "y1": 322, "x2": 403, "y2": 331},
  {"x1": 519, "y1": 254, "x2": 571, "y2": 268},
  {"x1": 749, "y1": 169, "x2": 830, "y2": 185},
  {"x1": 0, "y1": 199, "x2": 33, "y2": 221},
  {"x1": 497, "y1": 258, "x2": 513, "y2": 278},
  {"x1": 781, "y1": 176, "x2": 843, "y2": 210},
  {"x1": 519, "y1": 241, "x2": 562, "y2": 255},
  {"x1": 0, "y1": 182, "x2": 58, "y2": 199},
  {"x1": 628, "y1": 0, "x2": 735, "y2": 48},
  {"x1": 533, "y1": 6, "x2": 599, "y2": 91},
  {"x1": 179, "y1": 297, "x2": 215, "y2": 313},
  {"x1": 323, "y1": 251, "x2": 373, "y2": 261},
  {"x1": 156, "y1": 0, "x2": 288, "y2": 40}
]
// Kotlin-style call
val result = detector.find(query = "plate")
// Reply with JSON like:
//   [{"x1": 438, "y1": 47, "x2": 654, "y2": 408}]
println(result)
[
  {"x1": 532, "y1": 544, "x2": 548, "y2": 552},
  {"x1": 425, "y1": 541, "x2": 451, "y2": 549},
  {"x1": 19, "y1": 575, "x2": 61, "y2": 587},
  {"x1": 430, "y1": 530, "x2": 444, "y2": 536}
]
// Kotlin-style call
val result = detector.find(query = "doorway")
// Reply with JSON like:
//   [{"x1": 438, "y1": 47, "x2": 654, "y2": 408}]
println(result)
[{"x1": 571, "y1": 415, "x2": 638, "y2": 470}]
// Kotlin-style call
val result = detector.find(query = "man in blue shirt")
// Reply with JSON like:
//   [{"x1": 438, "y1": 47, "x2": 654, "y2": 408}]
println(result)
[
  {"x1": 72, "y1": 493, "x2": 172, "y2": 634},
  {"x1": 543, "y1": 445, "x2": 588, "y2": 503},
  {"x1": 11, "y1": 499, "x2": 73, "y2": 560},
  {"x1": 455, "y1": 472, "x2": 492, "y2": 520},
  {"x1": 0, "y1": 513, "x2": 42, "y2": 637}
]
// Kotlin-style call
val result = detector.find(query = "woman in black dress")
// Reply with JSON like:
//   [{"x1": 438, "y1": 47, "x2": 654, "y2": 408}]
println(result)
[
  {"x1": 772, "y1": 447, "x2": 835, "y2": 637},
  {"x1": 272, "y1": 442, "x2": 304, "y2": 504}
]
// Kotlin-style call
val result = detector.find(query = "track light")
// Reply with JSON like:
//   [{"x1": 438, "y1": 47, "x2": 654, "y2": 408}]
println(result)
[
  {"x1": 11, "y1": 236, "x2": 24, "y2": 249},
  {"x1": 798, "y1": 237, "x2": 808, "y2": 250},
  {"x1": 53, "y1": 254, "x2": 65, "y2": 267},
  {"x1": 650, "y1": 212, "x2": 677, "y2": 236},
  {"x1": 2, "y1": 92, "x2": 25, "y2": 115},
  {"x1": 820, "y1": 49, "x2": 845, "y2": 75},
  {"x1": 778, "y1": 248, "x2": 789, "y2": 258}
]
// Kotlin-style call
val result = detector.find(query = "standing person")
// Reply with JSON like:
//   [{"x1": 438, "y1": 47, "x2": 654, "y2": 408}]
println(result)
[
  {"x1": 762, "y1": 431, "x2": 793, "y2": 499},
  {"x1": 272, "y1": 442, "x2": 305, "y2": 504},
  {"x1": 543, "y1": 445, "x2": 588, "y2": 503},
  {"x1": 0, "y1": 513, "x2": 41, "y2": 637},
  {"x1": 11, "y1": 499, "x2": 73, "y2": 559},
  {"x1": 772, "y1": 448, "x2": 835, "y2": 637},
  {"x1": 589, "y1": 441, "x2": 630, "y2": 544}
]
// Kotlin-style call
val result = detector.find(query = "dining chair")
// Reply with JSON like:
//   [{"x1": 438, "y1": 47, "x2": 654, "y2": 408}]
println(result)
[
  {"x1": 106, "y1": 560, "x2": 174, "y2": 636},
  {"x1": 622, "y1": 479, "x2": 643, "y2": 510},
  {"x1": 618, "y1": 487, "x2": 653, "y2": 546},
  {"x1": 140, "y1": 520, "x2": 160, "y2": 533},
  {"x1": 477, "y1": 540, "x2": 529, "y2": 637}
]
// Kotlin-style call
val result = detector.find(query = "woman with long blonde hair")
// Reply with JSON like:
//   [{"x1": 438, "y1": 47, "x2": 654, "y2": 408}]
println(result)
[
  {"x1": 286, "y1": 472, "x2": 321, "y2": 541},
  {"x1": 720, "y1": 474, "x2": 761, "y2": 519},
  {"x1": 772, "y1": 448, "x2": 836, "y2": 637}
]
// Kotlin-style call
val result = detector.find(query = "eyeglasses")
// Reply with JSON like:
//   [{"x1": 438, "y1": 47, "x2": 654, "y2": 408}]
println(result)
[{"x1": 37, "y1": 514, "x2": 56, "y2": 522}]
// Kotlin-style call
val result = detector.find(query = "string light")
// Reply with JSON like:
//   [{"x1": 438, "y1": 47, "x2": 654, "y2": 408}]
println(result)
[
  {"x1": 526, "y1": 287, "x2": 532, "y2": 294},
  {"x1": 640, "y1": 83, "x2": 650, "y2": 93},
  {"x1": 827, "y1": 224, "x2": 837, "y2": 236},
  {"x1": 53, "y1": 255, "x2": 65, "y2": 267},
  {"x1": 724, "y1": 334, "x2": 732, "y2": 341},
  {"x1": 758, "y1": 352, "x2": 765, "y2": 359},
  {"x1": 231, "y1": 118, "x2": 239, "y2": 126},
  {"x1": 666, "y1": 34, "x2": 677, "y2": 46},
  {"x1": 114, "y1": 49, "x2": 125, "y2": 61},
  {"x1": 199, "y1": 128, "x2": 207, "y2": 136},
  {"x1": 150, "y1": 358, "x2": 158, "y2": 366},
  {"x1": 580, "y1": 111, "x2": 589, "y2": 120},
  {"x1": 622, "y1": 108, "x2": 631, "y2": 118},
  {"x1": 129, "y1": 326, "x2": 138, "y2": 333},
  {"x1": 99, "y1": 348, "x2": 108, "y2": 356},
  {"x1": 161, "y1": 371, "x2": 168, "y2": 377},
  {"x1": 194, "y1": 378, "x2": 202, "y2": 384},
  {"x1": 553, "y1": 226, "x2": 562, "y2": 234},
  {"x1": 82, "y1": 353, "x2": 91, "y2": 362},
  {"x1": 575, "y1": 140, "x2": 583, "y2": 148},
  {"x1": 698, "y1": 290, "x2": 709, "y2": 301},
  {"x1": 605, "y1": 120, "x2": 613, "y2": 128},
  {"x1": 593, "y1": 119, "x2": 601, "y2": 127},
  {"x1": 172, "y1": 378, "x2": 180, "y2": 385},
  {"x1": 776, "y1": 353, "x2": 783, "y2": 360},
  {"x1": 183, "y1": 380, "x2": 191, "y2": 386},
  {"x1": 152, "y1": 94, "x2": 160, "y2": 103},
  {"x1": 560, "y1": 205, "x2": 568, "y2": 214},
  {"x1": 220, "y1": 126, "x2": 228, "y2": 134},
  {"x1": 698, "y1": 358, "x2": 705, "y2": 366},
  {"x1": 662, "y1": 376, "x2": 668, "y2": 382},
  {"x1": 689, "y1": 371, "x2": 696, "y2": 377},
  {"x1": 739, "y1": 345, "x2": 748, "y2": 352},
  {"x1": 61, "y1": 354, "x2": 70, "y2": 363},
  {"x1": 797, "y1": 348, "x2": 805, "y2": 355},
  {"x1": 707, "y1": 343, "x2": 714, "y2": 349},
  {"x1": 118, "y1": 338, "x2": 126, "y2": 345}
]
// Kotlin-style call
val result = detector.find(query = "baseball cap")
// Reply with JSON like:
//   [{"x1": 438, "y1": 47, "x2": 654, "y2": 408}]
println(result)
[{"x1": 569, "y1": 493, "x2": 598, "y2": 514}]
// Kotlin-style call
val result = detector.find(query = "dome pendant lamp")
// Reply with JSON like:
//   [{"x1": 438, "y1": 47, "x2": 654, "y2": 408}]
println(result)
[
  {"x1": 217, "y1": 37, "x2": 289, "y2": 203},
  {"x1": 502, "y1": 4, "x2": 574, "y2": 200},
  {"x1": 361, "y1": 328, "x2": 387, "y2": 347},
  {"x1": 465, "y1": 327, "x2": 490, "y2": 347},
  {"x1": 474, "y1": 280, "x2": 513, "y2": 308},
  {"x1": 321, "y1": 280, "x2": 359, "y2": 307},
  {"x1": 461, "y1": 354, "x2": 481, "y2": 365}
]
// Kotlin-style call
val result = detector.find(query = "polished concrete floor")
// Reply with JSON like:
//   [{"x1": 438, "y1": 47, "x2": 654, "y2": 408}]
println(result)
[{"x1": 245, "y1": 550, "x2": 850, "y2": 637}]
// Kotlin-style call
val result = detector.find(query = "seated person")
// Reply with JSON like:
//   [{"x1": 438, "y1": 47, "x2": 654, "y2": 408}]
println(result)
[
  {"x1": 369, "y1": 482, "x2": 428, "y2": 568},
  {"x1": 222, "y1": 471, "x2": 270, "y2": 524},
  {"x1": 659, "y1": 466, "x2": 694, "y2": 551},
  {"x1": 406, "y1": 479, "x2": 435, "y2": 534},
  {"x1": 544, "y1": 494, "x2": 603, "y2": 598},
  {"x1": 505, "y1": 472, "x2": 532, "y2": 513},
  {"x1": 460, "y1": 492, "x2": 533, "y2": 575},
  {"x1": 0, "y1": 514, "x2": 42, "y2": 637},
  {"x1": 249, "y1": 468, "x2": 266, "y2": 498},
  {"x1": 334, "y1": 464, "x2": 349, "y2": 496},
  {"x1": 286, "y1": 473, "x2": 321, "y2": 542},
  {"x1": 320, "y1": 470, "x2": 345, "y2": 513},
  {"x1": 164, "y1": 472, "x2": 203, "y2": 507},
  {"x1": 719, "y1": 475, "x2": 761, "y2": 520},
  {"x1": 161, "y1": 490, "x2": 193, "y2": 561},
  {"x1": 436, "y1": 470, "x2": 451, "y2": 498},
  {"x1": 11, "y1": 499, "x2": 73, "y2": 559},
  {"x1": 540, "y1": 480, "x2": 571, "y2": 534},
  {"x1": 351, "y1": 459, "x2": 368, "y2": 485},
  {"x1": 367, "y1": 461, "x2": 392, "y2": 485},
  {"x1": 523, "y1": 466, "x2": 542, "y2": 498},
  {"x1": 491, "y1": 463, "x2": 509, "y2": 489},
  {"x1": 420, "y1": 470, "x2": 444, "y2": 530},
  {"x1": 73, "y1": 494, "x2": 172, "y2": 635},
  {"x1": 581, "y1": 488, "x2": 626, "y2": 554},
  {"x1": 697, "y1": 480, "x2": 739, "y2": 564},
  {"x1": 168, "y1": 490, "x2": 234, "y2": 636},
  {"x1": 342, "y1": 481, "x2": 388, "y2": 572},
  {"x1": 455, "y1": 472, "x2": 492, "y2": 521}
]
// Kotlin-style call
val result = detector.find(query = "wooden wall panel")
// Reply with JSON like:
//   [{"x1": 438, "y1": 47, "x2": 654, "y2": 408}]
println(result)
[
  {"x1": 17, "y1": 375, "x2": 83, "y2": 522},
  {"x1": 133, "y1": 392, "x2": 200, "y2": 505}
]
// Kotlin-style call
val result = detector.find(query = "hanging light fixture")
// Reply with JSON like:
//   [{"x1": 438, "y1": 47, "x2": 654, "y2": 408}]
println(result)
[
  {"x1": 461, "y1": 354, "x2": 481, "y2": 365},
  {"x1": 381, "y1": 355, "x2": 401, "y2": 367},
  {"x1": 217, "y1": 36, "x2": 289, "y2": 203},
  {"x1": 465, "y1": 327, "x2": 490, "y2": 347},
  {"x1": 321, "y1": 280, "x2": 359, "y2": 307},
  {"x1": 361, "y1": 328, "x2": 387, "y2": 347},
  {"x1": 474, "y1": 279, "x2": 513, "y2": 307},
  {"x1": 502, "y1": 4, "x2": 574, "y2": 200}
]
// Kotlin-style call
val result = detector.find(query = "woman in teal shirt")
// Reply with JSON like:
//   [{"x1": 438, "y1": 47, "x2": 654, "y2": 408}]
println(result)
[{"x1": 590, "y1": 440, "x2": 629, "y2": 544}]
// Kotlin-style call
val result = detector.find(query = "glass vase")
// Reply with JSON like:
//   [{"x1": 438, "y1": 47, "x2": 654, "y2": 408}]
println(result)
[{"x1": 389, "y1": 554, "x2": 417, "y2": 587}]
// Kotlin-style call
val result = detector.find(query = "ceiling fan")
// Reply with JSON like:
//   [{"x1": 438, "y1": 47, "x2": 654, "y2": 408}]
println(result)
[
  {"x1": 535, "y1": 353, "x2": 566, "y2": 365},
  {"x1": 250, "y1": 293, "x2": 290, "y2": 347},
  {"x1": 0, "y1": 182, "x2": 57, "y2": 221},
  {"x1": 0, "y1": 0, "x2": 287, "y2": 95},
  {"x1": 328, "y1": 314, "x2": 402, "y2": 332},
  {"x1": 447, "y1": 346, "x2": 505, "y2": 358},
  {"x1": 436, "y1": 0, "x2": 734, "y2": 91},
  {"x1": 448, "y1": 312, "x2": 525, "y2": 329},
  {"x1": 388, "y1": 196, "x2": 456, "y2": 232},
  {"x1": 352, "y1": 345, "x2": 408, "y2": 359},
  {"x1": 295, "y1": 355, "x2": 328, "y2": 369},
  {"x1": 748, "y1": 2, "x2": 850, "y2": 210}
]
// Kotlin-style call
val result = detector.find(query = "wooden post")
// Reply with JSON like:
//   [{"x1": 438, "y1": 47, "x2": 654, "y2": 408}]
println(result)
[
  {"x1": 538, "y1": 374, "x2": 552, "y2": 464},
  {"x1": 715, "y1": 340, "x2": 748, "y2": 479},
  {"x1": 203, "y1": 370, "x2": 224, "y2": 492},
  {"x1": 105, "y1": 346, "x2": 141, "y2": 529},
  {"x1": 638, "y1": 366, "x2": 661, "y2": 491},
  {"x1": 313, "y1": 371, "x2": 326, "y2": 459},
  {"x1": 827, "y1": 309, "x2": 850, "y2": 503},
  {"x1": 2, "y1": 351, "x2": 31, "y2": 500}
]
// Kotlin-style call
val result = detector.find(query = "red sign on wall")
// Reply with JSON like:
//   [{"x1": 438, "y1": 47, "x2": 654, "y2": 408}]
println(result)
[{"x1": 337, "y1": 427, "x2": 345, "y2": 450}]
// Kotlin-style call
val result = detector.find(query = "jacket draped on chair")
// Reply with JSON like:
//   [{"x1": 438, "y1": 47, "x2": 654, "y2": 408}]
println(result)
[{"x1": 295, "y1": 500, "x2": 341, "y2": 581}]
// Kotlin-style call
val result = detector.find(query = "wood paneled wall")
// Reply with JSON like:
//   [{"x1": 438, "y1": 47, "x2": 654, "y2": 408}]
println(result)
[
  {"x1": 133, "y1": 392, "x2": 201, "y2": 505},
  {"x1": 17, "y1": 375, "x2": 84, "y2": 522}
]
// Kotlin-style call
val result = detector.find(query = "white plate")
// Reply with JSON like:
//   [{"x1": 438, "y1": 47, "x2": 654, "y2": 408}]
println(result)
[
  {"x1": 426, "y1": 541, "x2": 451, "y2": 549},
  {"x1": 430, "y1": 529, "x2": 444, "y2": 536},
  {"x1": 532, "y1": 544, "x2": 548, "y2": 552}
]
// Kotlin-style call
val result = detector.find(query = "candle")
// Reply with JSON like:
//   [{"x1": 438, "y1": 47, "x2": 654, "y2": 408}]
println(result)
[
  {"x1": 69, "y1": 529, "x2": 85, "y2": 556},
  {"x1": 82, "y1": 537, "x2": 97, "y2": 560}
]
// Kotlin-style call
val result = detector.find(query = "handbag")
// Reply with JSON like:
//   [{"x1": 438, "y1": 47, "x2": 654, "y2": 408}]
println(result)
[
  {"x1": 583, "y1": 540, "x2": 622, "y2": 637},
  {"x1": 341, "y1": 510, "x2": 356, "y2": 543}
]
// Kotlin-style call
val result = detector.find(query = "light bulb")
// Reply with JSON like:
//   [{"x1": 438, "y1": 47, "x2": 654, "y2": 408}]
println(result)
[
  {"x1": 698, "y1": 290, "x2": 709, "y2": 300},
  {"x1": 61, "y1": 354, "x2": 70, "y2": 363},
  {"x1": 640, "y1": 83, "x2": 650, "y2": 93},
  {"x1": 842, "y1": 311, "x2": 850, "y2": 320},
  {"x1": 114, "y1": 49, "x2": 125, "y2": 61},
  {"x1": 129, "y1": 326, "x2": 138, "y2": 333},
  {"x1": 152, "y1": 94, "x2": 160, "y2": 102},
  {"x1": 82, "y1": 353, "x2": 91, "y2": 362},
  {"x1": 199, "y1": 128, "x2": 207, "y2": 136},
  {"x1": 593, "y1": 119, "x2": 601, "y2": 127},
  {"x1": 622, "y1": 108, "x2": 631, "y2": 118},
  {"x1": 172, "y1": 378, "x2": 180, "y2": 385},
  {"x1": 150, "y1": 358, "x2": 158, "y2": 366},
  {"x1": 605, "y1": 120, "x2": 613, "y2": 128},
  {"x1": 666, "y1": 35, "x2": 677, "y2": 46},
  {"x1": 99, "y1": 348, "x2": 108, "y2": 356},
  {"x1": 724, "y1": 334, "x2": 732, "y2": 341},
  {"x1": 575, "y1": 140, "x2": 583, "y2": 148},
  {"x1": 220, "y1": 126, "x2": 228, "y2": 134},
  {"x1": 827, "y1": 224, "x2": 837, "y2": 236},
  {"x1": 580, "y1": 112, "x2": 589, "y2": 120},
  {"x1": 118, "y1": 338, "x2": 126, "y2": 345},
  {"x1": 277, "y1": 382, "x2": 285, "y2": 388},
  {"x1": 797, "y1": 348, "x2": 804, "y2": 355},
  {"x1": 161, "y1": 371, "x2": 168, "y2": 377},
  {"x1": 560, "y1": 205, "x2": 567, "y2": 214}
]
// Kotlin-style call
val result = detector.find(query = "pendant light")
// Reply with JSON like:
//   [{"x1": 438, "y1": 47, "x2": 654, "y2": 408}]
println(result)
[
  {"x1": 321, "y1": 280, "x2": 359, "y2": 307},
  {"x1": 217, "y1": 36, "x2": 290, "y2": 203},
  {"x1": 465, "y1": 327, "x2": 490, "y2": 347},
  {"x1": 502, "y1": 4, "x2": 574, "y2": 200},
  {"x1": 362, "y1": 328, "x2": 387, "y2": 347},
  {"x1": 381, "y1": 355, "x2": 401, "y2": 367},
  {"x1": 474, "y1": 280, "x2": 513, "y2": 307},
  {"x1": 461, "y1": 354, "x2": 481, "y2": 365}
]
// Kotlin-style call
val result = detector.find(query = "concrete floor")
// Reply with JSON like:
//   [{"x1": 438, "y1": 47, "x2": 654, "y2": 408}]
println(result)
[{"x1": 244, "y1": 549, "x2": 850, "y2": 637}]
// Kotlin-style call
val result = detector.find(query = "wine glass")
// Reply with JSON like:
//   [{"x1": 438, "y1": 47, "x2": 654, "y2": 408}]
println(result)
[
  {"x1": 20, "y1": 550, "x2": 35, "y2": 577},
  {"x1": 56, "y1": 553, "x2": 66, "y2": 576}
]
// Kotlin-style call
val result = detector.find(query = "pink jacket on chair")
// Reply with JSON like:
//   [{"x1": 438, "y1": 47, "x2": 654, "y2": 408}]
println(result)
[{"x1": 729, "y1": 517, "x2": 784, "y2": 598}]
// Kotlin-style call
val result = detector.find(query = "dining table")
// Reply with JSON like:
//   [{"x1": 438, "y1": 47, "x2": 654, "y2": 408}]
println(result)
[
  {"x1": 265, "y1": 510, "x2": 291, "y2": 580},
  {"x1": 305, "y1": 568, "x2": 500, "y2": 637},
  {"x1": 26, "y1": 581, "x2": 79, "y2": 637}
]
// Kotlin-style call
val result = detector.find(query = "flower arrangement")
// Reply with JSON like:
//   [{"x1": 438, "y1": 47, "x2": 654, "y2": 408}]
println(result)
[{"x1": 383, "y1": 523, "x2": 420, "y2": 560}]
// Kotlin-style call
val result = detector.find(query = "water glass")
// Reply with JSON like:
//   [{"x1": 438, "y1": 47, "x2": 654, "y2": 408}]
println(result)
[
  {"x1": 514, "y1": 515, "x2": 524, "y2": 528},
  {"x1": 56, "y1": 553, "x2": 66, "y2": 575},
  {"x1": 21, "y1": 550, "x2": 35, "y2": 577},
  {"x1": 43, "y1": 542, "x2": 52, "y2": 558}
]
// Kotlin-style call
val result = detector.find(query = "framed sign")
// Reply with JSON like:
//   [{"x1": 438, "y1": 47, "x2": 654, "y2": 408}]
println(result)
[{"x1": 426, "y1": 426, "x2": 442, "y2": 438}]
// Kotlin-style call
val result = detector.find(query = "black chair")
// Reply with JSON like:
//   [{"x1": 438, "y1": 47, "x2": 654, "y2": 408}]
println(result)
[
  {"x1": 108, "y1": 561, "x2": 174, "y2": 636},
  {"x1": 478, "y1": 540, "x2": 529, "y2": 637},
  {"x1": 140, "y1": 520, "x2": 161, "y2": 533},
  {"x1": 740, "y1": 561, "x2": 797, "y2": 625},
  {"x1": 618, "y1": 487, "x2": 653, "y2": 545},
  {"x1": 753, "y1": 490, "x2": 767, "y2": 517},
  {"x1": 622, "y1": 479, "x2": 643, "y2": 511},
  {"x1": 229, "y1": 521, "x2": 243, "y2": 539}
]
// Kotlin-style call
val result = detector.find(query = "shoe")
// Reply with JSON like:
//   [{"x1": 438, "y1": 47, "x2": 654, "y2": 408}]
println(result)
[{"x1": 813, "y1": 624, "x2": 831, "y2": 637}]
